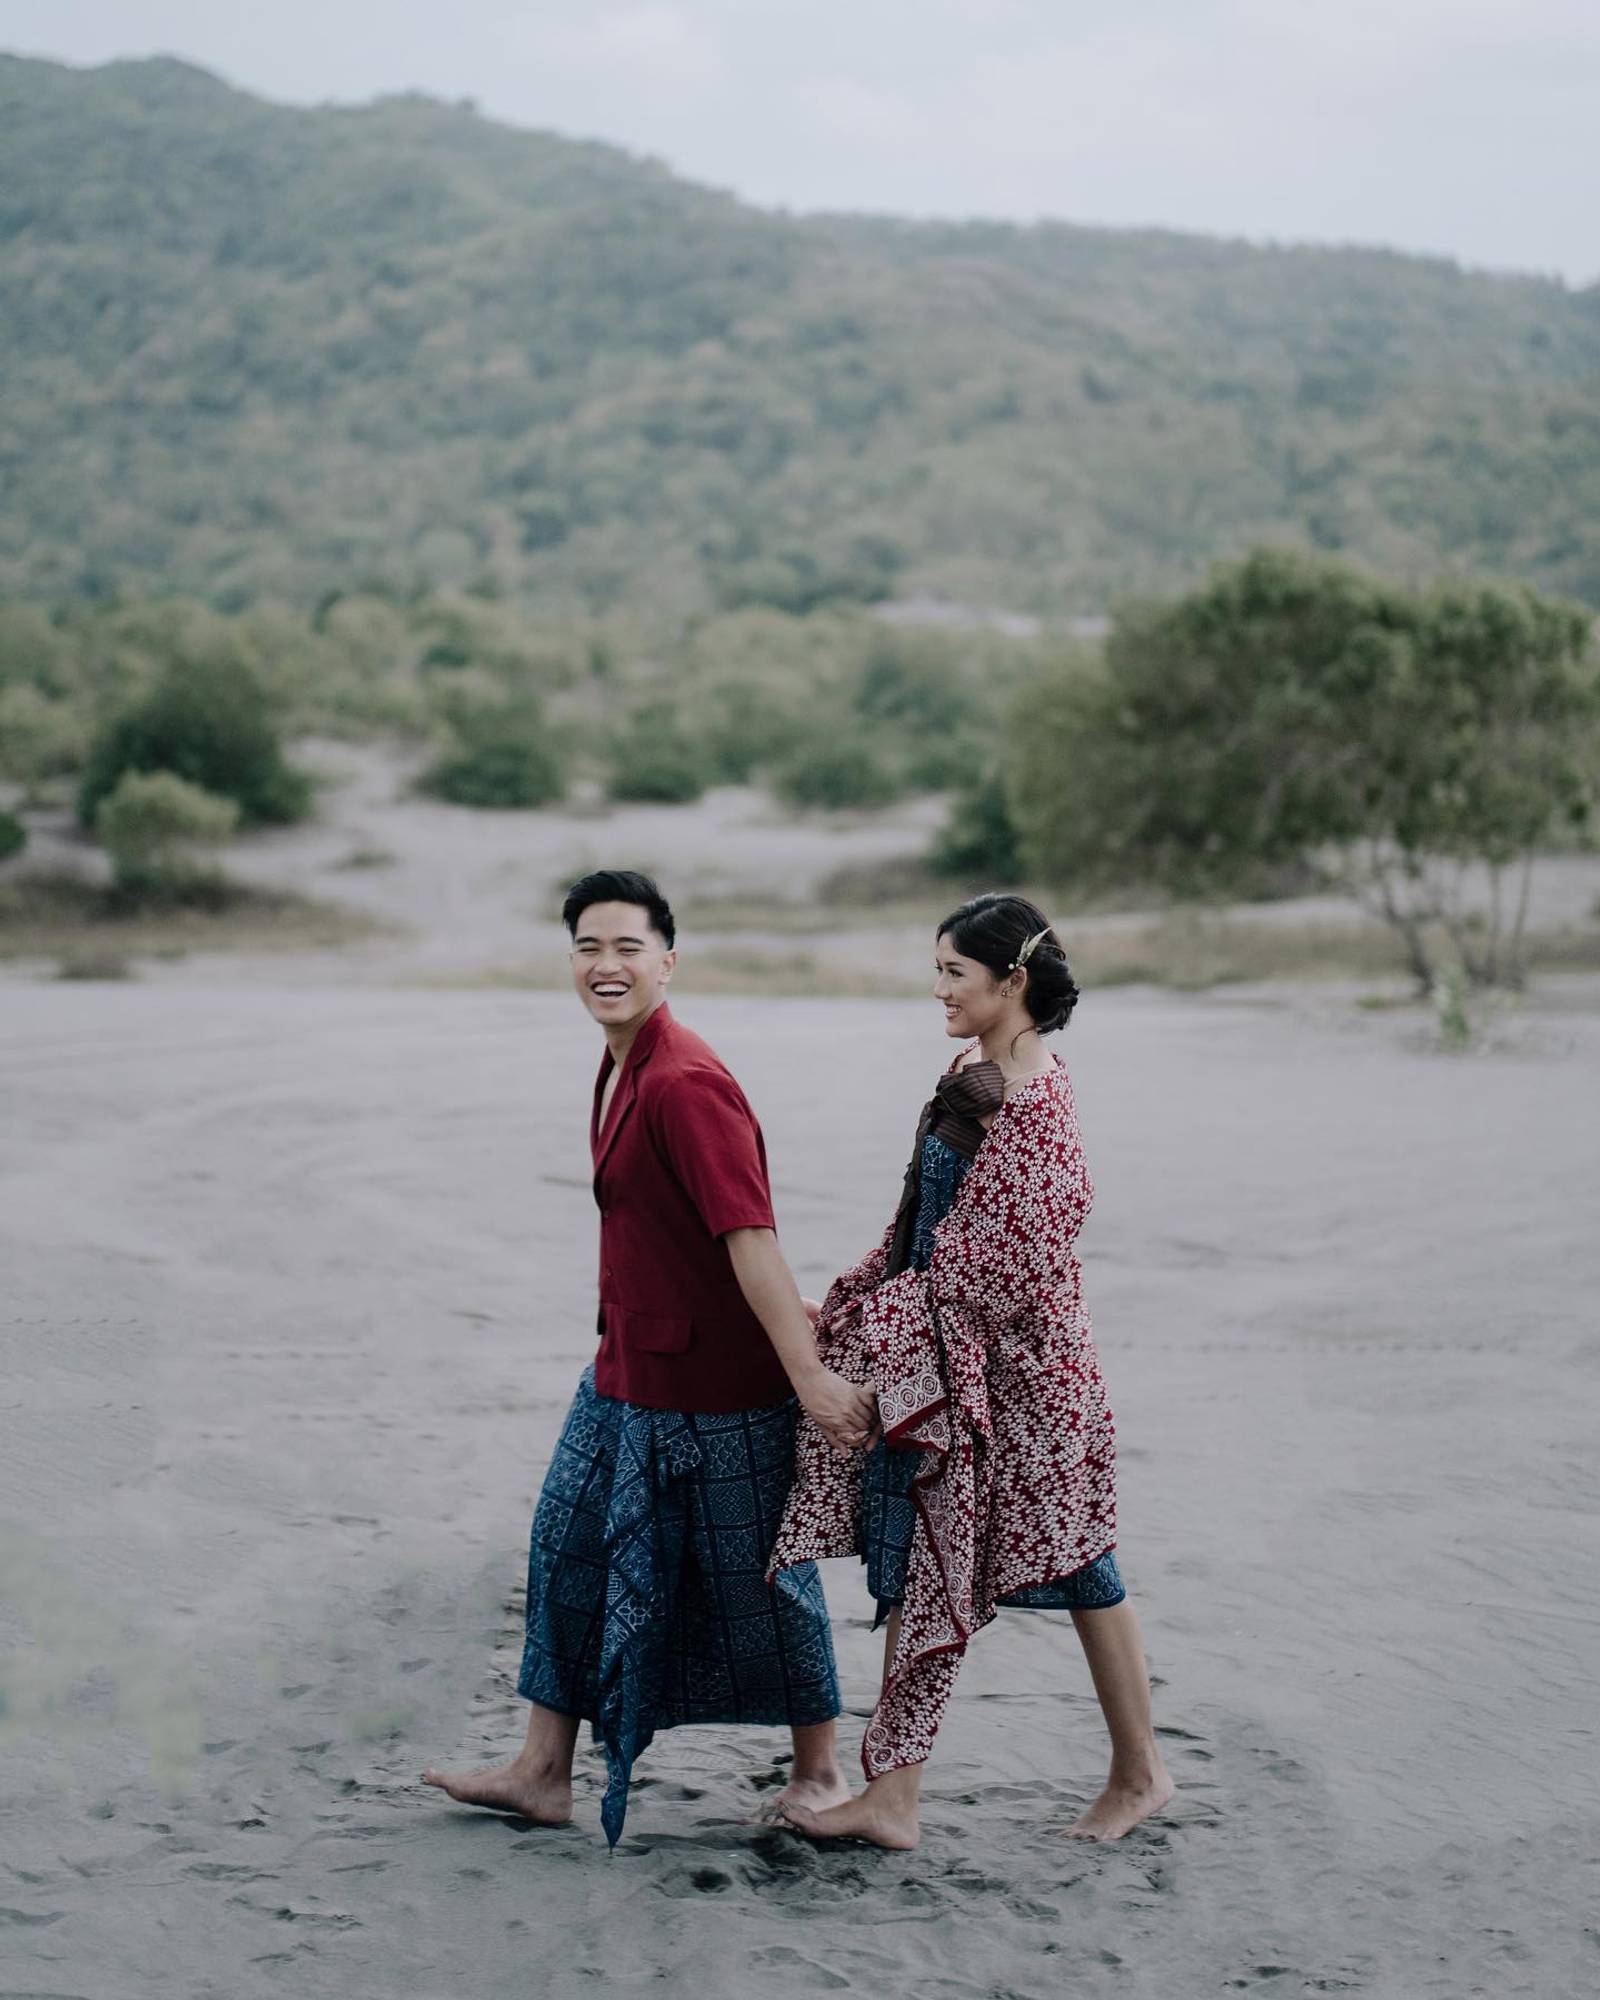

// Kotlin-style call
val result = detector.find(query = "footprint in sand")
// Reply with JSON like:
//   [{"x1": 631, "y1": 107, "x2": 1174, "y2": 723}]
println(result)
[
  {"x1": 657, "y1": 1864, "x2": 735, "y2": 1897},
  {"x1": 750, "y1": 1945, "x2": 850, "y2": 1991}
]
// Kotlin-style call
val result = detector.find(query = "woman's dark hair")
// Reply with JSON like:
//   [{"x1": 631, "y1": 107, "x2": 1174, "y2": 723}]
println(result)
[
  {"x1": 937, "y1": 892, "x2": 1079, "y2": 1035},
  {"x1": 562, "y1": 868, "x2": 676, "y2": 948}
]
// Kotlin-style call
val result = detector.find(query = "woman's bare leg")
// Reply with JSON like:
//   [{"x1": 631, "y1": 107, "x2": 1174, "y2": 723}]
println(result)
[
  {"x1": 1060, "y1": 1601, "x2": 1174, "y2": 1839},
  {"x1": 422, "y1": 1701, "x2": 578, "y2": 1825},
  {"x1": 779, "y1": 1607, "x2": 923, "y2": 1848}
]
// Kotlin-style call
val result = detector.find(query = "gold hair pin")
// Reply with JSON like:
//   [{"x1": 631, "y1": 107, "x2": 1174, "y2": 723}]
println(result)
[{"x1": 1009, "y1": 926, "x2": 1051, "y2": 971}]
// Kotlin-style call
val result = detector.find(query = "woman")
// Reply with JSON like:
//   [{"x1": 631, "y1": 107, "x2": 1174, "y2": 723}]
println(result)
[{"x1": 768, "y1": 893, "x2": 1173, "y2": 1850}]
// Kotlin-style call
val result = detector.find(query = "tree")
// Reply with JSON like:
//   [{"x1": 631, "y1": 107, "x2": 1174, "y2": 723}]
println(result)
[
  {"x1": 1008, "y1": 550, "x2": 1600, "y2": 988},
  {"x1": 1365, "y1": 580, "x2": 1598, "y2": 987},
  {"x1": 930, "y1": 771, "x2": 1022, "y2": 880},
  {"x1": 78, "y1": 653, "x2": 310, "y2": 828}
]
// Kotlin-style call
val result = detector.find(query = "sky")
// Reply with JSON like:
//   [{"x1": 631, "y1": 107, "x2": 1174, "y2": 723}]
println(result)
[{"x1": 9, "y1": 1, "x2": 1600, "y2": 284}]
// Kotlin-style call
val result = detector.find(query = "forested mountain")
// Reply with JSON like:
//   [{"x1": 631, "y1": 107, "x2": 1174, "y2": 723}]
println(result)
[{"x1": 3, "y1": 52, "x2": 1598, "y2": 614}]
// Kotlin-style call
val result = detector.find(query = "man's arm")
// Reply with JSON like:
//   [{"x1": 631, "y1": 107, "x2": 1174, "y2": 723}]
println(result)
[{"x1": 724, "y1": 1227, "x2": 877, "y2": 1454}]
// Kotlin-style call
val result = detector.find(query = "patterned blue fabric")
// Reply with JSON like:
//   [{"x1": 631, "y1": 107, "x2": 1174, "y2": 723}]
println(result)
[
  {"x1": 518, "y1": 1367, "x2": 840, "y2": 1845},
  {"x1": 863, "y1": 1130, "x2": 1127, "y2": 1622}
]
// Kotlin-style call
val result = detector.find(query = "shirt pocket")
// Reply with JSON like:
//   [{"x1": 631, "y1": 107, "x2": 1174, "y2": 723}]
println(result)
[{"x1": 620, "y1": 1307, "x2": 695, "y2": 1354}]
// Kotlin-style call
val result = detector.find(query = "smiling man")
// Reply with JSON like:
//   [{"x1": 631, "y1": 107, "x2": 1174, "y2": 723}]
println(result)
[{"x1": 423, "y1": 869, "x2": 873, "y2": 1844}]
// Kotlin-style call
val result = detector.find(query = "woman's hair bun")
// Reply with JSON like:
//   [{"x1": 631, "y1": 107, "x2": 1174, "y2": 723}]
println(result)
[{"x1": 936, "y1": 892, "x2": 1079, "y2": 1035}]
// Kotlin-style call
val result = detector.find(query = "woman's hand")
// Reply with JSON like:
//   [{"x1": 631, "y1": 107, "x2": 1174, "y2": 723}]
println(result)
[{"x1": 797, "y1": 1365, "x2": 878, "y2": 1455}]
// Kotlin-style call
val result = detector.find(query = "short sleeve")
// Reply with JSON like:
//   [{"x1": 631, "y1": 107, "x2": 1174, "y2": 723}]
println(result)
[{"x1": 652, "y1": 1065, "x2": 777, "y2": 1238}]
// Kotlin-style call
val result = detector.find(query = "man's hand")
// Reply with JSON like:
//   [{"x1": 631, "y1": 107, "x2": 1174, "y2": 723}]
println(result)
[
  {"x1": 721, "y1": 1230, "x2": 876, "y2": 1450},
  {"x1": 797, "y1": 1365, "x2": 878, "y2": 1455}
]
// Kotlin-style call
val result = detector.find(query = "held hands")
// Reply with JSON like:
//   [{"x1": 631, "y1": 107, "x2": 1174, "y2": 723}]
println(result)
[{"x1": 799, "y1": 1365, "x2": 879, "y2": 1456}]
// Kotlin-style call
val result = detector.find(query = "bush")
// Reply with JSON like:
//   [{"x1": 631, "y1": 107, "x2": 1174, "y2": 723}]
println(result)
[
  {"x1": 607, "y1": 707, "x2": 708, "y2": 804},
  {"x1": 78, "y1": 655, "x2": 310, "y2": 828},
  {"x1": 773, "y1": 735, "x2": 901, "y2": 810},
  {"x1": 0, "y1": 685, "x2": 89, "y2": 782},
  {"x1": 694, "y1": 678, "x2": 802, "y2": 784},
  {"x1": 930, "y1": 772, "x2": 1022, "y2": 879},
  {"x1": 0, "y1": 808, "x2": 27, "y2": 863},
  {"x1": 95, "y1": 770, "x2": 240, "y2": 895},
  {"x1": 419, "y1": 703, "x2": 564, "y2": 808}
]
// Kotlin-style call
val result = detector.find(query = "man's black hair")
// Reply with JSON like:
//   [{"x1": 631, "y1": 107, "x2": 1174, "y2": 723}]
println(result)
[{"x1": 561, "y1": 869, "x2": 676, "y2": 948}]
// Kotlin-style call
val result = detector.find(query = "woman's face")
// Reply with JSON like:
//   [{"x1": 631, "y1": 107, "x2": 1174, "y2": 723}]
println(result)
[{"x1": 933, "y1": 931, "x2": 1012, "y2": 1040}]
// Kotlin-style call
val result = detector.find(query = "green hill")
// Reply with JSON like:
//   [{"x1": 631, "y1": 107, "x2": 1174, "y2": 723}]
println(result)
[{"x1": 3, "y1": 52, "x2": 1598, "y2": 613}]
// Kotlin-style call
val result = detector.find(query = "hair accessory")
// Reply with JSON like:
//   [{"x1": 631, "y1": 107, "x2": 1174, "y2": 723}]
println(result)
[{"x1": 1009, "y1": 925, "x2": 1051, "y2": 972}]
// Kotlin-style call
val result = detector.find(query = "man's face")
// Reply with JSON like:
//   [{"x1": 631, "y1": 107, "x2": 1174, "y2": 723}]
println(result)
[{"x1": 568, "y1": 901, "x2": 675, "y2": 1031}]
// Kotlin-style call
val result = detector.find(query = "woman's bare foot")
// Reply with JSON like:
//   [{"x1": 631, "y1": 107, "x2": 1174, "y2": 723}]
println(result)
[
  {"x1": 1059, "y1": 1768, "x2": 1174, "y2": 1841},
  {"x1": 778, "y1": 1776, "x2": 920, "y2": 1851},
  {"x1": 420, "y1": 1757, "x2": 572, "y2": 1826}
]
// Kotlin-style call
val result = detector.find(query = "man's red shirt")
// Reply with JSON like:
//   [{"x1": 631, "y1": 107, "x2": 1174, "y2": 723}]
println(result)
[{"x1": 590, "y1": 1002, "x2": 791, "y2": 1413}]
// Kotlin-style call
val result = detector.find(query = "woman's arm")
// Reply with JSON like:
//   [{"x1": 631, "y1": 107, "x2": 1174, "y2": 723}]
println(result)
[{"x1": 724, "y1": 1228, "x2": 878, "y2": 1452}]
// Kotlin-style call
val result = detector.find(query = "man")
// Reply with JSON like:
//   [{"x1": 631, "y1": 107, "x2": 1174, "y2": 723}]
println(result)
[{"x1": 424, "y1": 869, "x2": 874, "y2": 1844}]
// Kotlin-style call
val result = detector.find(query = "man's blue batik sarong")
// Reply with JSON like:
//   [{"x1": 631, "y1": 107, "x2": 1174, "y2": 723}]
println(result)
[{"x1": 518, "y1": 1366, "x2": 840, "y2": 1845}]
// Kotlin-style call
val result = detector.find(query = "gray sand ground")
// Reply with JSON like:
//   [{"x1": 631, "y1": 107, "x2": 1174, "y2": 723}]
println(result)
[{"x1": 4, "y1": 979, "x2": 1598, "y2": 1998}]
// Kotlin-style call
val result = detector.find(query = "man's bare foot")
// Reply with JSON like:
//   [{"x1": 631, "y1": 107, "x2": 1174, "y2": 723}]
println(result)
[
  {"x1": 749, "y1": 1766, "x2": 853, "y2": 1824},
  {"x1": 777, "y1": 1768, "x2": 853, "y2": 1813},
  {"x1": 778, "y1": 1789, "x2": 919, "y2": 1851},
  {"x1": 420, "y1": 1758, "x2": 572, "y2": 1826},
  {"x1": 1059, "y1": 1769, "x2": 1174, "y2": 1841}
]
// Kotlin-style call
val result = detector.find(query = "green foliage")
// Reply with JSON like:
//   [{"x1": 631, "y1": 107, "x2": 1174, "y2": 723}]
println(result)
[
  {"x1": 0, "y1": 601, "x2": 70, "y2": 693},
  {"x1": 0, "y1": 683, "x2": 89, "y2": 781},
  {"x1": 78, "y1": 652, "x2": 310, "y2": 828},
  {"x1": 1, "y1": 55, "x2": 1597, "y2": 614},
  {"x1": 772, "y1": 733, "x2": 902, "y2": 811},
  {"x1": 606, "y1": 706, "x2": 707, "y2": 804},
  {"x1": 94, "y1": 769, "x2": 239, "y2": 894},
  {"x1": 0, "y1": 807, "x2": 26, "y2": 862},
  {"x1": 1007, "y1": 549, "x2": 1600, "y2": 987},
  {"x1": 418, "y1": 698, "x2": 565, "y2": 809},
  {"x1": 931, "y1": 771, "x2": 1023, "y2": 880},
  {"x1": 690, "y1": 677, "x2": 802, "y2": 784}
]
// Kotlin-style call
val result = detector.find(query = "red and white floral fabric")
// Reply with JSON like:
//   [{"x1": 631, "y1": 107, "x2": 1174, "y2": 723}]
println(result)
[{"x1": 768, "y1": 1055, "x2": 1117, "y2": 1777}]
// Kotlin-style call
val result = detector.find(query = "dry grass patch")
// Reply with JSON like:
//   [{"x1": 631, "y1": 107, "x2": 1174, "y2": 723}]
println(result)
[{"x1": 0, "y1": 868, "x2": 389, "y2": 966}]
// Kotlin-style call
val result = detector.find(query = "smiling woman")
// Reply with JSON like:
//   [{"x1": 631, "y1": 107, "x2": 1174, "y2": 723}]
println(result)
[{"x1": 768, "y1": 889, "x2": 1173, "y2": 1852}]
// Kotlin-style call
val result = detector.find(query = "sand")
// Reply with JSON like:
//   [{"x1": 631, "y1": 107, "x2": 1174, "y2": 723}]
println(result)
[{"x1": 3, "y1": 975, "x2": 1598, "y2": 1999}]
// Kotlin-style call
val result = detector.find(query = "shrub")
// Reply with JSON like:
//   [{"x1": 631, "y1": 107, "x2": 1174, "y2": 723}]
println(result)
[
  {"x1": 772, "y1": 735, "x2": 901, "y2": 810},
  {"x1": 694, "y1": 678, "x2": 802, "y2": 784},
  {"x1": 0, "y1": 685, "x2": 89, "y2": 782},
  {"x1": 930, "y1": 772, "x2": 1023, "y2": 879},
  {"x1": 607, "y1": 707, "x2": 708, "y2": 804},
  {"x1": 419, "y1": 703, "x2": 564, "y2": 808},
  {"x1": 78, "y1": 655, "x2": 310, "y2": 828},
  {"x1": 95, "y1": 770, "x2": 239, "y2": 895},
  {"x1": 0, "y1": 808, "x2": 27, "y2": 863}
]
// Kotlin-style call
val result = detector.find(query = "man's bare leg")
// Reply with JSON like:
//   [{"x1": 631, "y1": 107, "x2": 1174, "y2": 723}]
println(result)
[
  {"x1": 422, "y1": 1702, "x2": 578, "y2": 1825},
  {"x1": 1059, "y1": 1600, "x2": 1174, "y2": 1840},
  {"x1": 770, "y1": 1718, "x2": 851, "y2": 1815},
  {"x1": 778, "y1": 1609, "x2": 922, "y2": 1849}
]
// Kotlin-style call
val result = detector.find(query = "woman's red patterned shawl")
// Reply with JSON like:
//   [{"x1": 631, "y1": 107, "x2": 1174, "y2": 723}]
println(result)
[{"x1": 768, "y1": 1057, "x2": 1117, "y2": 1777}]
